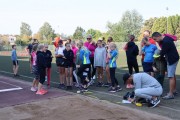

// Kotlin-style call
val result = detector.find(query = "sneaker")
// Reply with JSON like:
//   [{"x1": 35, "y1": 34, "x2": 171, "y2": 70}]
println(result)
[
  {"x1": 162, "y1": 94, "x2": 174, "y2": 100},
  {"x1": 126, "y1": 84, "x2": 134, "y2": 89},
  {"x1": 41, "y1": 89, "x2": 48, "y2": 94},
  {"x1": 31, "y1": 87, "x2": 37, "y2": 92},
  {"x1": 150, "y1": 98, "x2": 160, "y2": 108},
  {"x1": 87, "y1": 79, "x2": 95, "y2": 87},
  {"x1": 96, "y1": 82, "x2": 103, "y2": 87},
  {"x1": 103, "y1": 83, "x2": 111, "y2": 87},
  {"x1": 115, "y1": 86, "x2": 122, "y2": 92},
  {"x1": 108, "y1": 87, "x2": 116, "y2": 93},
  {"x1": 36, "y1": 90, "x2": 46, "y2": 95},
  {"x1": 58, "y1": 84, "x2": 66, "y2": 89},
  {"x1": 173, "y1": 91, "x2": 178, "y2": 96},
  {"x1": 81, "y1": 87, "x2": 88, "y2": 92}
]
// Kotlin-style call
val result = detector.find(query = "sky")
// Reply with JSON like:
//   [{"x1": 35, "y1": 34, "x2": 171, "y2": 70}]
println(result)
[{"x1": 0, "y1": 0, "x2": 180, "y2": 35}]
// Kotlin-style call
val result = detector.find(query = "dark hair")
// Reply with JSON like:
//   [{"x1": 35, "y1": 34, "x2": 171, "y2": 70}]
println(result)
[
  {"x1": 12, "y1": 45, "x2": 16, "y2": 49},
  {"x1": 107, "y1": 37, "x2": 113, "y2": 42},
  {"x1": 152, "y1": 32, "x2": 162, "y2": 37},
  {"x1": 144, "y1": 30, "x2": 151, "y2": 35},
  {"x1": 58, "y1": 40, "x2": 63, "y2": 44},
  {"x1": 32, "y1": 44, "x2": 38, "y2": 52},
  {"x1": 97, "y1": 40, "x2": 102, "y2": 43},
  {"x1": 67, "y1": 39, "x2": 71, "y2": 43},
  {"x1": 130, "y1": 35, "x2": 135, "y2": 40},
  {"x1": 142, "y1": 37, "x2": 148, "y2": 42}
]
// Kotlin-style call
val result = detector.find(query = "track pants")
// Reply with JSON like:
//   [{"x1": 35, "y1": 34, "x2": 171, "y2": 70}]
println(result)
[
  {"x1": 127, "y1": 60, "x2": 139, "y2": 74},
  {"x1": 110, "y1": 68, "x2": 119, "y2": 87},
  {"x1": 77, "y1": 64, "x2": 91, "y2": 85}
]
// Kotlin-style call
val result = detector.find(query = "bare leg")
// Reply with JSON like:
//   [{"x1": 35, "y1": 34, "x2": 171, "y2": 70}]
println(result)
[
  {"x1": 106, "y1": 66, "x2": 111, "y2": 83},
  {"x1": 65, "y1": 68, "x2": 69, "y2": 86},
  {"x1": 169, "y1": 77, "x2": 176, "y2": 96},
  {"x1": 69, "y1": 67, "x2": 73, "y2": 86}
]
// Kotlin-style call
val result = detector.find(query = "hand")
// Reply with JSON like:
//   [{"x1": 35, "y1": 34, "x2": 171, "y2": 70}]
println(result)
[
  {"x1": 153, "y1": 67, "x2": 157, "y2": 72},
  {"x1": 91, "y1": 41, "x2": 95, "y2": 45}
]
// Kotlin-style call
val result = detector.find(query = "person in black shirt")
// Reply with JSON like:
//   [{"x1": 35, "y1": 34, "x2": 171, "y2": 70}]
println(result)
[
  {"x1": 63, "y1": 43, "x2": 74, "y2": 90},
  {"x1": 44, "y1": 44, "x2": 53, "y2": 87},
  {"x1": 152, "y1": 32, "x2": 179, "y2": 99}
]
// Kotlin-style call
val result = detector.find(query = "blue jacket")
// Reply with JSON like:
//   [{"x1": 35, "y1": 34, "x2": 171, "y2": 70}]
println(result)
[
  {"x1": 161, "y1": 36, "x2": 179, "y2": 65},
  {"x1": 11, "y1": 49, "x2": 17, "y2": 61},
  {"x1": 79, "y1": 47, "x2": 91, "y2": 65}
]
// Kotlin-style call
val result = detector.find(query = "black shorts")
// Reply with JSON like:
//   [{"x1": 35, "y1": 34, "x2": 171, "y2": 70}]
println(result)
[
  {"x1": 32, "y1": 65, "x2": 39, "y2": 80},
  {"x1": 64, "y1": 64, "x2": 73, "y2": 68},
  {"x1": 12, "y1": 60, "x2": 18, "y2": 66},
  {"x1": 142, "y1": 62, "x2": 153, "y2": 72},
  {"x1": 56, "y1": 58, "x2": 65, "y2": 67}
]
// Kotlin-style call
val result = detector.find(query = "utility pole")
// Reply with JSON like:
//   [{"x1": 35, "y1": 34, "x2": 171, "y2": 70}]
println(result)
[{"x1": 166, "y1": 7, "x2": 169, "y2": 33}]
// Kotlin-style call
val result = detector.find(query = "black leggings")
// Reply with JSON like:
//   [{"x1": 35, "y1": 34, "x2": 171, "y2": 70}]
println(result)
[
  {"x1": 90, "y1": 57, "x2": 96, "y2": 78},
  {"x1": 110, "y1": 68, "x2": 119, "y2": 87},
  {"x1": 39, "y1": 69, "x2": 46, "y2": 84},
  {"x1": 127, "y1": 60, "x2": 139, "y2": 74},
  {"x1": 77, "y1": 64, "x2": 91, "y2": 85}
]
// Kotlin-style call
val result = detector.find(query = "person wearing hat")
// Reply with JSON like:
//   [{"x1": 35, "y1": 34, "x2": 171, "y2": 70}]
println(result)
[
  {"x1": 123, "y1": 73, "x2": 162, "y2": 108},
  {"x1": 153, "y1": 49, "x2": 167, "y2": 87}
]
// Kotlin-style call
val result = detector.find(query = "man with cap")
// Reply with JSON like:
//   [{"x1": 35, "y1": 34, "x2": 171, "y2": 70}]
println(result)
[{"x1": 123, "y1": 73, "x2": 163, "y2": 108}]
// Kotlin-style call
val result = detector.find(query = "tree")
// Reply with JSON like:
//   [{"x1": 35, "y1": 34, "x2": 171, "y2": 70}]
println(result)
[
  {"x1": 20, "y1": 22, "x2": 32, "y2": 43},
  {"x1": 152, "y1": 17, "x2": 167, "y2": 34},
  {"x1": 39, "y1": 22, "x2": 55, "y2": 41},
  {"x1": 73, "y1": 26, "x2": 85, "y2": 40},
  {"x1": 86, "y1": 29, "x2": 102, "y2": 41}
]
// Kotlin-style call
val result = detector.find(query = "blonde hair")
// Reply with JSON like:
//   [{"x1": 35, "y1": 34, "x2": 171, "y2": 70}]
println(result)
[
  {"x1": 38, "y1": 44, "x2": 44, "y2": 51},
  {"x1": 109, "y1": 42, "x2": 117, "y2": 49},
  {"x1": 77, "y1": 40, "x2": 84, "y2": 47}
]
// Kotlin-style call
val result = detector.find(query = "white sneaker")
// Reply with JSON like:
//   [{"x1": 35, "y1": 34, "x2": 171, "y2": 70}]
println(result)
[{"x1": 31, "y1": 87, "x2": 37, "y2": 92}]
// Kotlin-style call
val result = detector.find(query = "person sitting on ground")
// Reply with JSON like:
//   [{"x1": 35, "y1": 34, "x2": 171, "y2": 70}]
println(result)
[
  {"x1": 123, "y1": 73, "x2": 163, "y2": 108},
  {"x1": 153, "y1": 49, "x2": 167, "y2": 87},
  {"x1": 11, "y1": 44, "x2": 19, "y2": 77}
]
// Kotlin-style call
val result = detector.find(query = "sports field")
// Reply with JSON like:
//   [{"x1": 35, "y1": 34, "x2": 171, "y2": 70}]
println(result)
[{"x1": 0, "y1": 51, "x2": 180, "y2": 120}]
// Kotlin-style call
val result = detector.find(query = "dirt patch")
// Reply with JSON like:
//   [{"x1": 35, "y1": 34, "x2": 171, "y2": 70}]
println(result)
[{"x1": 0, "y1": 95, "x2": 171, "y2": 120}]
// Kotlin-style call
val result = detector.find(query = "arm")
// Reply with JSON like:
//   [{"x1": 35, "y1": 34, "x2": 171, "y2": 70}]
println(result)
[
  {"x1": 160, "y1": 41, "x2": 170, "y2": 58},
  {"x1": 94, "y1": 49, "x2": 97, "y2": 67},
  {"x1": 103, "y1": 49, "x2": 106, "y2": 68},
  {"x1": 79, "y1": 50, "x2": 84, "y2": 61}
]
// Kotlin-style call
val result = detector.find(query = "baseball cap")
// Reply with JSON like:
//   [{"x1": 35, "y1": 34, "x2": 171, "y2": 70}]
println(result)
[
  {"x1": 123, "y1": 73, "x2": 131, "y2": 84},
  {"x1": 153, "y1": 49, "x2": 161, "y2": 58}
]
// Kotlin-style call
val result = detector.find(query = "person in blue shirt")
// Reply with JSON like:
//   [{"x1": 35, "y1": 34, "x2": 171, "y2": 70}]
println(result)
[
  {"x1": 107, "y1": 43, "x2": 122, "y2": 92},
  {"x1": 11, "y1": 44, "x2": 19, "y2": 77},
  {"x1": 77, "y1": 41, "x2": 91, "y2": 91},
  {"x1": 142, "y1": 37, "x2": 157, "y2": 76}
]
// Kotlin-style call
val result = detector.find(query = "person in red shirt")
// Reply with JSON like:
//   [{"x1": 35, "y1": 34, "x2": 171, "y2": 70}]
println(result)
[
  {"x1": 53, "y1": 37, "x2": 61, "y2": 48},
  {"x1": 139, "y1": 30, "x2": 156, "y2": 63}
]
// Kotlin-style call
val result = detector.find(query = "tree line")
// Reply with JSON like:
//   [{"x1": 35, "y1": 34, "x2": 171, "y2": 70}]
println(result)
[{"x1": 0, "y1": 10, "x2": 180, "y2": 46}]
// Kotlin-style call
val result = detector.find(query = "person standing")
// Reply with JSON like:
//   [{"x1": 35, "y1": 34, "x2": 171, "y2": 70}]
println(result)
[
  {"x1": 108, "y1": 43, "x2": 122, "y2": 92},
  {"x1": 36, "y1": 44, "x2": 47, "y2": 95},
  {"x1": 84, "y1": 34, "x2": 96, "y2": 81},
  {"x1": 142, "y1": 37, "x2": 157, "y2": 76},
  {"x1": 124, "y1": 35, "x2": 139, "y2": 89},
  {"x1": 152, "y1": 32, "x2": 179, "y2": 99},
  {"x1": 94, "y1": 40, "x2": 106, "y2": 87},
  {"x1": 44, "y1": 44, "x2": 53, "y2": 87},
  {"x1": 11, "y1": 44, "x2": 19, "y2": 77}
]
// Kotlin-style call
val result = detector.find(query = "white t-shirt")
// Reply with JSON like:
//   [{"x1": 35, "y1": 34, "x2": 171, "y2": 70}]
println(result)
[{"x1": 55, "y1": 46, "x2": 65, "y2": 56}]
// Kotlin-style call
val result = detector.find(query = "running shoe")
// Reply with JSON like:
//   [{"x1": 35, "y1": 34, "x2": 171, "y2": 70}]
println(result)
[
  {"x1": 36, "y1": 90, "x2": 46, "y2": 95},
  {"x1": 173, "y1": 91, "x2": 178, "y2": 96},
  {"x1": 103, "y1": 83, "x2": 111, "y2": 87},
  {"x1": 96, "y1": 82, "x2": 103, "y2": 87},
  {"x1": 150, "y1": 98, "x2": 160, "y2": 108},
  {"x1": 162, "y1": 94, "x2": 174, "y2": 100},
  {"x1": 31, "y1": 87, "x2": 37, "y2": 92},
  {"x1": 41, "y1": 89, "x2": 48, "y2": 94},
  {"x1": 116, "y1": 86, "x2": 123, "y2": 92},
  {"x1": 108, "y1": 87, "x2": 116, "y2": 93}
]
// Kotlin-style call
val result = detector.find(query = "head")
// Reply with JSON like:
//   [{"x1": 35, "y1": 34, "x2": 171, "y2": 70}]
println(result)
[
  {"x1": 129, "y1": 35, "x2": 135, "y2": 42},
  {"x1": 86, "y1": 34, "x2": 92, "y2": 42},
  {"x1": 58, "y1": 40, "x2": 63, "y2": 47},
  {"x1": 123, "y1": 73, "x2": 133, "y2": 85},
  {"x1": 77, "y1": 40, "x2": 84, "y2": 49},
  {"x1": 142, "y1": 37, "x2": 150, "y2": 46},
  {"x1": 32, "y1": 44, "x2": 38, "y2": 52},
  {"x1": 107, "y1": 37, "x2": 113, "y2": 45},
  {"x1": 71, "y1": 40, "x2": 76, "y2": 48},
  {"x1": 152, "y1": 32, "x2": 163, "y2": 43},
  {"x1": 44, "y1": 44, "x2": 49, "y2": 51},
  {"x1": 65, "y1": 43, "x2": 71, "y2": 51},
  {"x1": 12, "y1": 45, "x2": 16, "y2": 50},
  {"x1": 67, "y1": 39, "x2": 72, "y2": 44},
  {"x1": 97, "y1": 40, "x2": 103, "y2": 47},
  {"x1": 38, "y1": 44, "x2": 45, "y2": 52},
  {"x1": 143, "y1": 30, "x2": 151, "y2": 38},
  {"x1": 109, "y1": 42, "x2": 117, "y2": 51}
]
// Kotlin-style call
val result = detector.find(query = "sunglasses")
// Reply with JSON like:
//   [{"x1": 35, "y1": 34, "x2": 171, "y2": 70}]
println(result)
[{"x1": 87, "y1": 38, "x2": 92, "y2": 40}]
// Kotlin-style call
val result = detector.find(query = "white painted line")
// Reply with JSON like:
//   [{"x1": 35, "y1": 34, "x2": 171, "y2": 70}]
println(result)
[
  {"x1": 0, "y1": 87, "x2": 23, "y2": 93},
  {"x1": 0, "y1": 81, "x2": 22, "y2": 88}
]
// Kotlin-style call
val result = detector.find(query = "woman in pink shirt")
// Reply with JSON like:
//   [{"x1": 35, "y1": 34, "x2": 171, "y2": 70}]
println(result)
[{"x1": 84, "y1": 34, "x2": 97, "y2": 82}]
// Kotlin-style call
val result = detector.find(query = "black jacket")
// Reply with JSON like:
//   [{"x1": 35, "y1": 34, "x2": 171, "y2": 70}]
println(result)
[
  {"x1": 63, "y1": 49, "x2": 74, "y2": 66},
  {"x1": 37, "y1": 51, "x2": 46, "y2": 70},
  {"x1": 161, "y1": 36, "x2": 179, "y2": 65},
  {"x1": 44, "y1": 50, "x2": 52, "y2": 68},
  {"x1": 126, "y1": 41, "x2": 139, "y2": 62}
]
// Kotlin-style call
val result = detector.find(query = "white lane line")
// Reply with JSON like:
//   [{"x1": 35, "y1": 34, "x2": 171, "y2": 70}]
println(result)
[
  {"x1": 0, "y1": 87, "x2": 23, "y2": 93},
  {"x1": 0, "y1": 81, "x2": 22, "y2": 88},
  {"x1": 1, "y1": 70, "x2": 180, "y2": 112}
]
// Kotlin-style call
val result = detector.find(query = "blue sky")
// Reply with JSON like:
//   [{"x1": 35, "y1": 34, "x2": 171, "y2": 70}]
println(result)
[{"x1": 0, "y1": 0, "x2": 180, "y2": 35}]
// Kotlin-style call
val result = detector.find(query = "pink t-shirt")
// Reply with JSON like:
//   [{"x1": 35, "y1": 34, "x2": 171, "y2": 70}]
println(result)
[
  {"x1": 84, "y1": 42, "x2": 96, "y2": 57},
  {"x1": 31, "y1": 51, "x2": 37, "y2": 66},
  {"x1": 72, "y1": 46, "x2": 78, "y2": 60}
]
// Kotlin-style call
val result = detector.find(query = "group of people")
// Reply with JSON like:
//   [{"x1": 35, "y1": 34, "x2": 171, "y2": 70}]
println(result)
[{"x1": 11, "y1": 30, "x2": 179, "y2": 107}]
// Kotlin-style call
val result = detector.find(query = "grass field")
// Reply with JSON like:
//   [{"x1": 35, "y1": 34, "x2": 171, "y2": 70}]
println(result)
[{"x1": 0, "y1": 51, "x2": 180, "y2": 119}]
